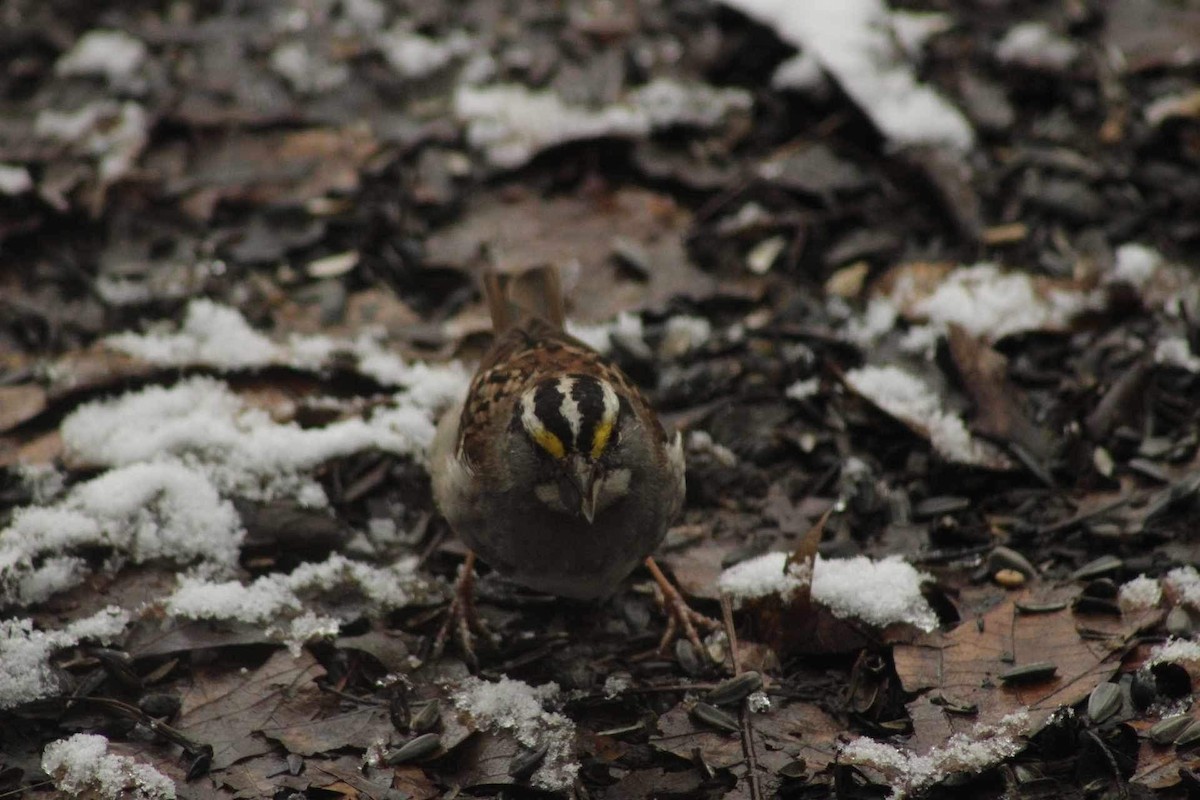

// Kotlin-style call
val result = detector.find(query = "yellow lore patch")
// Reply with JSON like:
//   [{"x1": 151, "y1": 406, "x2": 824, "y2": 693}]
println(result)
[
  {"x1": 590, "y1": 419, "x2": 614, "y2": 460},
  {"x1": 532, "y1": 427, "x2": 566, "y2": 460}
]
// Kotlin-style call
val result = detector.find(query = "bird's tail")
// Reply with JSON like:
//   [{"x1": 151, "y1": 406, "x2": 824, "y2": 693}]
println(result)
[{"x1": 483, "y1": 265, "x2": 566, "y2": 333}]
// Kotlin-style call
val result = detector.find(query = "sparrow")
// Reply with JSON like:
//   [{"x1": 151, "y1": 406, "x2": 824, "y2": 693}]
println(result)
[{"x1": 429, "y1": 265, "x2": 717, "y2": 661}]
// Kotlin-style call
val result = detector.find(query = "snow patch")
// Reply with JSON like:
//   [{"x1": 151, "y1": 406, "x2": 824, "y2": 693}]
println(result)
[
  {"x1": 35, "y1": 101, "x2": 148, "y2": 182},
  {"x1": 0, "y1": 163, "x2": 33, "y2": 195},
  {"x1": 1165, "y1": 566, "x2": 1200, "y2": 607},
  {"x1": 996, "y1": 22, "x2": 1079, "y2": 71},
  {"x1": 841, "y1": 711, "x2": 1028, "y2": 798},
  {"x1": 105, "y1": 300, "x2": 470, "y2": 406},
  {"x1": 1117, "y1": 575, "x2": 1162, "y2": 613},
  {"x1": 718, "y1": 552, "x2": 938, "y2": 631},
  {"x1": 62, "y1": 376, "x2": 441, "y2": 503},
  {"x1": 1149, "y1": 637, "x2": 1200, "y2": 666},
  {"x1": 455, "y1": 78, "x2": 751, "y2": 168},
  {"x1": 785, "y1": 377, "x2": 820, "y2": 401},
  {"x1": 720, "y1": 0, "x2": 973, "y2": 150},
  {"x1": 377, "y1": 27, "x2": 473, "y2": 78},
  {"x1": 903, "y1": 264, "x2": 1095, "y2": 341},
  {"x1": 450, "y1": 677, "x2": 578, "y2": 791},
  {"x1": 42, "y1": 734, "x2": 175, "y2": 800},
  {"x1": 845, "y1": 365, "x2": 1005, "y2": 467},
  {"x1": 55, "y1": 30, "x2": 147, "y2": 88},
  {"x1": 0, "y1": 608, "x2": 129, "y2": 709},
  {"x1": 1110, "y1": 243, "x2": 1162, "y2": 290},
  {"x1": 1, "y1": 460, "x2": 242, "y2": 606},
  {"x1": 165, "y1": 555, "x2": 435, "y2": 653},
  {"x1": 1155, "y1": 337, "x2": 1200, "y2": 373}
]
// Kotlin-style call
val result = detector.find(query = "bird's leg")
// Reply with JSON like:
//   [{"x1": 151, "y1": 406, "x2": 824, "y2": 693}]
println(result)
[
  {"x1": 644, "y1": 556, "x2": 721, "y2": 657},
  {"x1": 431, "y1": 550, "x2": 495, "y2": 667}
]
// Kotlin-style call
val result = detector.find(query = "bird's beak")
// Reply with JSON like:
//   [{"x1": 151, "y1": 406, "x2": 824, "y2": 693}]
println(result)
[{"x1": 568, "y1": 455, "x2": 601, "y2": 524}]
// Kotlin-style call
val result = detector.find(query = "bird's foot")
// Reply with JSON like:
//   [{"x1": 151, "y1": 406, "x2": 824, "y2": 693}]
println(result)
[
  {"x1": 431, "y1": 551, "x2": 496, "y2": 668},
  {"x1": 645, "y1": 556, "x2": 721, "y2": 658}
]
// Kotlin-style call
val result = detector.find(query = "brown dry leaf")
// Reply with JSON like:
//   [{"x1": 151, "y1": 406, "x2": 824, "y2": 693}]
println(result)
[
  {"x1": 424, "y1": 187, "x2": 716, "y2": 322},
  {"x1": 176, "y1": 649, "x2": 327, "y2": 770},
  {"x1": 663, "y1": 541, "x2": 726, "y2": 600},
  {"x1": 128, "y1": 620, "x2": 277, "y2": 659},
  {"x1": 652, "y1": 698, "x2": 840, "y2": 793},
  {"x1": 1103, "y1": 0, "x2": 1200, "y2": 71},
  {"x1": 177, "y1": 127, "x2": 379, "y2": 212},
  {"x1": 265, "y1": 704, "x2": 395, "y2": 759},
  {"x1": 0, "y1": 428, "x2": 62, "y2": 468},
  {"x1": 386, "y1": 765, "x2": 443, "y2": 800},
  {"x1": 310, "y1": 755, "x2": 425, "y2": 800},
  {"x1": 44, "y1": 346, "x2": 157, "y2": 402},
  {"x1": 0, "y1": 384, "x2": 47, "y2": 433},
  {"x1": 945, "y1": 324, "x2": 1055, "y2": 463},
  {"x1": 893, "y1": 588, "x2": 1162, "y2": 754},
  {"x1": 434, "y1": 729, "x2": 521, "y2": 791},
  {"x1": 216, "y1": 754, "x2": 290, "y2": 798}
]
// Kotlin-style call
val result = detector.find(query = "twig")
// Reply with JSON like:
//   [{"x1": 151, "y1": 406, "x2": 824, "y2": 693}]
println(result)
[
  {"x1": 1084, "y1": 729, "x2": 1129, "y2": 800},
  {"x1": 0, "y1": 781, "x2": 54, "y2": 799},
  {"x1": 67, "y1": 696, "x2": 212, "y2": 758},
  {"x1": 720, "y1": 593, "x2": 740, "y2": 676},
  {"x1": 720, "y1": 592, "x2": 761, "y2": 800},
  {"x1": 740, "y1": 706, "x2": 763, "y2": 800}
]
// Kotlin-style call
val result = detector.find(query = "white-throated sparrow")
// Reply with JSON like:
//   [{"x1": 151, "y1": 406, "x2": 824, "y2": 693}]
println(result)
[{"x1": 429, "y1": 265, "x2": 717, "y2": 661}]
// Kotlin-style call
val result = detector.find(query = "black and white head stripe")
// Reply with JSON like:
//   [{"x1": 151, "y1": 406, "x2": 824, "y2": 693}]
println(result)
[{"x1": 520, "y1": 375, "x2": 620, "y2": 459}]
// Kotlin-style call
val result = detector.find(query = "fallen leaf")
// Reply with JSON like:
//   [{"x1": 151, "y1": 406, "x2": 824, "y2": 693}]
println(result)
[
  {"x1": 424, "y1": 187, "x2": 716, "y2": 322},
  {"x1": 175, "y1": 127, "x2": 379, "y2": 212},
  {"x1": 176, "y1": 649, "x2": 327, "y2": 770},
  {"x1": 893, "y1": 588, "x2": 1162, "y2": 754},
  {"x1": 1130, "y1": 711, "x2": 1200, "y2": 789},
  {"x1": 652, "y1": 698, "x2": 840, "y2": 793},
  {"x1": 0, "y1": 385, "x2": 47, "y2": 433},
  {"x1": 946, "y1": 324, "x2": 1056, "y2": 464}
]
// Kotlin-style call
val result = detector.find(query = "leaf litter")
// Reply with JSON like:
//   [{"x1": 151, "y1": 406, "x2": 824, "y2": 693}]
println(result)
[{"x1": 4, "y1": 0, "x2": 1200, "y2": 796}]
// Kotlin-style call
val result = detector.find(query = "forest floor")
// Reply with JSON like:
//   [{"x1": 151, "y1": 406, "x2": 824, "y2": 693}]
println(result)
[{"x1": 2, "y1": 0, "x2": 1200, "y2": 798}]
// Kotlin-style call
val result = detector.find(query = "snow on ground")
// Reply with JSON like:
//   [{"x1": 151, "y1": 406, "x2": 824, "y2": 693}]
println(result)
[
  {"x1": 165, "y1": 554, "x2": 437, "y2": 653},
  {"x1": 1149, "y1": 637, "x2": 1200, "y2": 666},
  {"x1": 1, "y1": 459, "x2": 243, "y2": 605},
  {"x1": 1164, "y1": 566, "x2": 1200, "y2": 607},
  {"x1": 449, "y1": 677, "x2": 578, "y2": 791},
  {"x1": 61, "y1": 376, "x2": 439, "y2": 504},
  {"x1": 42, "y1": 733, "x2": 175, "y2": 800},
  {"x1": 844, "y1": 365, "x2": 1008, "y2": 467},
  {"x1": 840, "y1": 711, "x2": 1029, "y2": 799},
  {"x1": 105, "y1": 299, "x2": 471, "y2": 406},
  {"x1": 719, "y1": 0, "x2": 973, "y2": 150},
  {"x1": 0, "y1": 608, "x2": 129, "y2": 709},
  {"x1": 892, "y1": 264, "x2": 1098, "y2": 342},
  {"x1": 1117, "y1": 575, "x2": 1162, "y2": 613},
  {"x1": 0, "y1": 301, "x2": 464, "y2": 693},
  {"x1": 1155, "y1": 337, "x2": 1200, "y2": 372},
  {"x1": 454, "y1": 78, "x2": 751, "y2": 169},
  {"x1": 717, "y1": 552, "x2": 938, "y2": 631}
]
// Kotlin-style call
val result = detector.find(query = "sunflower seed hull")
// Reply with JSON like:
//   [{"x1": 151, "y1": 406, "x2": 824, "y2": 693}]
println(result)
[
  {"x1": 509, "y1": 743, "x2": 550, "y2": 780},
  {"x1": 1175, "y1": 720, "x2": 1200, "y2": 747},
  {"x1": 1150, "y1": 715, "x2": 1192, "y2": 744},
  {"x1": 385, "y1": 733, "x2": 441, "y2": 765},
  {"x1": 411, "y1": 701, "x2": 441, "y2": 733},
  {"x1": 1086, "y1": 682, "x2": 1121, "y2": 723},
  {"x1": 705, "y1": 671, "x2": 763, "y2": 706},
  {"x1": 691, "y1": 701, "x2": 740, "y2": 733},
  {"x1": 999, "y1": 662, "x2": 1058, "y2": 684}
]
